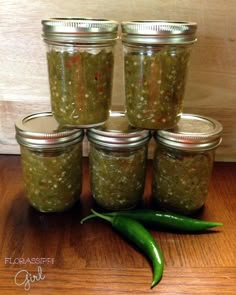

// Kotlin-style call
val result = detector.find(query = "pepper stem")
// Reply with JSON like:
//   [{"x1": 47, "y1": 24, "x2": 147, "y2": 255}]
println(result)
[
  {"x1": 91, "y1": 209, "x2": 113, "y2": 223},
  {"x1": 80, "y1": 214, "x2": 97, "y2": 224}
]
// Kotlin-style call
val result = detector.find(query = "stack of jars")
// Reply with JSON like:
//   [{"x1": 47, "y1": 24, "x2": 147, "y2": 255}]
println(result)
[{"x1": 15, "y1": 18, "x2": 223, "y2": 215}]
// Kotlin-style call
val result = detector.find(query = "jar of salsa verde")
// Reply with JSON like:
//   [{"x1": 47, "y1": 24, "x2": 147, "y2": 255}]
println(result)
[
  {"x1": 152, "y1": 114, "x2": 223, "y2": 215},
  {"x1": 121, "y1": 21, "x2": 197, "y2": 129},
  {"x1": 42, "y1": 18, "x2": 118, "y2": 128},
  {"x1": 15, "y1": 112, "x2": 84, "y2": 213},
  {"x1": 87, "y1": 111, "x2": 151, "y2": 210}
]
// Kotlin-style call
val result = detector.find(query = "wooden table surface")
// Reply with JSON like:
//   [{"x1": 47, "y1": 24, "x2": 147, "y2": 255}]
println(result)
[{"x1": 0, "y1": 155, "x2": 236, "y2": 295}]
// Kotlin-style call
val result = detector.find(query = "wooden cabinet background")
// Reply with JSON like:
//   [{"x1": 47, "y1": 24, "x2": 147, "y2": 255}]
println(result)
[{"x1": 0, "y1": 0, "x2": 236, "y2": 160}]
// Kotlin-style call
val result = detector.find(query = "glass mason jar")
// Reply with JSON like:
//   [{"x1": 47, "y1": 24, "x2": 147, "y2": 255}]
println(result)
[
  {"x1": 15, "y1": 112, "x2": 84, "y2": 213},
  {"x1": 121, "y1": 21, "x2": 197, "y2": 129},
  {"x1": 87, "y1": 111, "x2": 151, "y2": 210},
  {"x1": 42, "y1": 18, "x2": 118, "y2": 128},
  {"x1": 152, "y1": 114, "x2": 223, "y2": 215}
]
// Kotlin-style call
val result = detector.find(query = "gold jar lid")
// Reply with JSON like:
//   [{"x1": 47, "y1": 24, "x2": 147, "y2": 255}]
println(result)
[
  {"x1": 42, "y1": 17, "x2": 118, "y2": 44},
  {"x1": 87, "y1": 111, "x2": 151, "y2": 149},
  {"x1": 15, "y1": 112, "x2": 84, "y2": 149},
  {"x1": 121, "y1": 20, "x2": 197, "y2": 45},
  {"x1": 154, "y1": 114, "x2": 223, "y2": 151}
]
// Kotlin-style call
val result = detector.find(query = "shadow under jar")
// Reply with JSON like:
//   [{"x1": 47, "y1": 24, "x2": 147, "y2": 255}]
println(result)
[
  {"x1": 121, "y1": 20, "x2": 197, "y2": 129},
  {"x1": 42, "y1": 18, "x2": 118, "y2": 128},
  {"x1": 87, "y1": 112, "x2": 151, "y2": 210},
  {"x1": 152, "y1": 114, "x2": 223, "y2": 215},
  {"x1": 15, "y1": 112, "x2": 84, "y2": 213}
]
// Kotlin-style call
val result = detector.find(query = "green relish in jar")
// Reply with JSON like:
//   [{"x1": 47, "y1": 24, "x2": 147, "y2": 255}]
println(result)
[
  {"x1": 87, "y1": 112, "x2": 151, "y2": 210},
  {"x1": 121, "y1": 21, "x2": 197, "y2": 129},
  {"x1": 42, "y1": 18, "x2": 118, "y2": 128},
  {"x1": 15, "y1": 112, "x2": 84, "y2": 213},
  {"x1": 152, "y1": 114, "x2": 223, "y2": 215}
]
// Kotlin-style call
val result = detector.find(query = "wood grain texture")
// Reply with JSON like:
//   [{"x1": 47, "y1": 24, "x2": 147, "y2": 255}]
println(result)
[
  {"x1": 0, "y1": 156, "x2": 236, "y2": 294},
  {"x1": 0, "y1": 0, "x2": 236, "y2": 160}
]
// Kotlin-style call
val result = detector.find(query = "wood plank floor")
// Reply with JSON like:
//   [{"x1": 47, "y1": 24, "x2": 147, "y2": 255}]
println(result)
[{"x1": 0, "y1": 156, "x2": 235, "y2": 294}]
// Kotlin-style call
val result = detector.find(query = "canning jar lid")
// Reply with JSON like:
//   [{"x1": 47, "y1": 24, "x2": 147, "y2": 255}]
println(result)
[
  {"x1": 42, "y1": 17, "x2": 119, "y2": 44},
  {"x1": 154, "y1": 114, "x2": 223, "y2": 151},
  {"x1": 15, "y1": 112, "x2": 84, "y2": 149},
  {"x1": 121, "y1": 20, "x2": 197, "y2": 45},
  {"x1": 87, "y1": 111, "x2": 151, "y2": 149}
]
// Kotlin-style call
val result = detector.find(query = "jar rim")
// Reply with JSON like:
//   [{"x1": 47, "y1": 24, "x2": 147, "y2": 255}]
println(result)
[
  {"x1": 87, "y1": 111, "x2": 151, "y2": 149},
  {"x1": 42, "y1": 17, "x2": 119, "y2": 44},
  {"x1": 121, "y1": 20, "x2": 197, "y2": 45},
  {"x1": 15, "y1": 112, "x2": 84, "y2": 149},
  {"x1": 154, "y1": 113, "x2": 223, "y2": 151}
]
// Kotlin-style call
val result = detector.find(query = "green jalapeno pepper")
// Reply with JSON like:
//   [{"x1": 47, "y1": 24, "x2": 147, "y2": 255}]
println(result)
[
  {"x1": 81, "y1": 209, "x2": 164, "y2": 288},
  {"x1": 82, "y1": 209, "x2": 223, "y2": 233}
]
